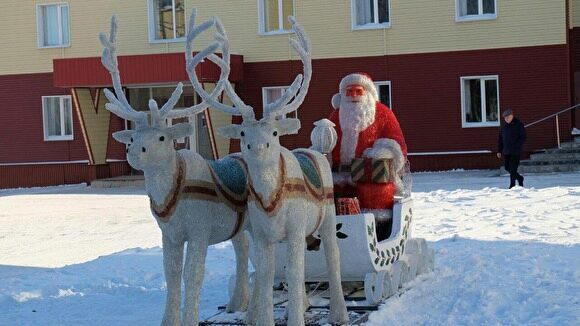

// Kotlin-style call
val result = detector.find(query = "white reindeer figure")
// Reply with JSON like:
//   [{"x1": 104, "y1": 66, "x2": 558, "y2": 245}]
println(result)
[
  {"x1": 185, "y1": 10, "x2": 349, "y2": 326},
  {"x1": 100, "y1": 16, "x2": 250, "y2": 326}
]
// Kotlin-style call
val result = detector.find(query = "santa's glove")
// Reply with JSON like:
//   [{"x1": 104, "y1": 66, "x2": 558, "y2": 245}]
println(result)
[{"x1": 363, "y1": 138, "x2": 405, "y2": 194}]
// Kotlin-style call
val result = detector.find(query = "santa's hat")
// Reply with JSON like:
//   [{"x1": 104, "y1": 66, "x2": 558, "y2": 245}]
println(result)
[{"x1": 339, "y1": 73, "x2": 378, "y2": 102}]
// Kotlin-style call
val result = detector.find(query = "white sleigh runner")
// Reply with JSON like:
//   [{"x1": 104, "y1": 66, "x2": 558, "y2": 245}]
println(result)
[{"x1": 273, "y1": 197, "x2": 434, "y2": 305}]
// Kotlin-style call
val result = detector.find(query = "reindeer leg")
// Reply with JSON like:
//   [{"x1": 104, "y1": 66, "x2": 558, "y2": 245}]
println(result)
[
  {"x1": 252, "y1": 238, "x2": 275, "y2": 326},
  {"x1": 286, "y1": 229, "x2": 306, "y2": 326},
  {"x1": 226, "y1": 231, "x2": 250, "y2": 312},
  {"x1": 182, "y1": 238, "x2": 209, "y2": 325},
  {"x1": 161, "y1": 235, "x2": 183, "y2": 326},
  {"x1": 319, "y1": 207, "x2": 349, "y2": 324}
]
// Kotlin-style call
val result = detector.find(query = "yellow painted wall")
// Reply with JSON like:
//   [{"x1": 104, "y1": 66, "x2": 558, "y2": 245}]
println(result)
[
  {"x1": 0, "y1": 1, "x2": 567, "y2": 75},
  {"x1": 74, "y1": 88, "x2": 111, "y2": 164},
  {"x1": 572, "y1": 0, "x2": 580, "y2": 27}
]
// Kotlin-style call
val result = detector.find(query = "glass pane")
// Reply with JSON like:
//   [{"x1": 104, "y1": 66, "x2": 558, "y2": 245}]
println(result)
[
  {"x1": 266, "y1": 88, "x2": 284, "y2": 104},
  {"x1": 282, "y1": 0, "x2": 294, "y2": 30},
  {"x1": 42, "y1": 6, "x2": 59, "y2": 46},
  {"x1": 378, "y1": 84, "x2": 391, "y2": 108},
  {"x1": 265, "y1": 0, "x2": 280, "y2": 32},
  {"x1": 378, "y1": 0, "x2": 389, "y2": 23},
  {"x1": 154, "y1": 0, "x2": 175, "y2": 39},
  {"x1": 464, "y1": 79, "x2": 482, "y2": 123},
  {"x1": 466, "y1": 0, "x2": 479, "y2": 15},
  {"x1": 485, "y1": 79, "x2": 498, "y2": 122},
  {"x1": 63, "y1": 98, "x2": 73, "y2": 135},
  {"x1": 483, "y1": 0, "x2": 495, "y2": 14},
  {"x1": 44, "y1": 98, "x2": 62, "y2": 136},
  {"x1": 129, "y1": 88, "x2": 151, "y2": 112},
  {"x1": 355, "y1": 0, "x2": 373, "y2": 26},
  {"x1": 174, "y1": 0, "x2": 185, "y2": 37},
  {"x1": 60, "y1": 5, "x2": 69, "y2": 44}
]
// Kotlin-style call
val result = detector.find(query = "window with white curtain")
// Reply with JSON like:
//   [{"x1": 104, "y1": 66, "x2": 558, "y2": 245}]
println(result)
[
  {"x1": 352, "y1": 0, "x2": 390, "y2": 29},
  {"x1": 374, "y1": 81, "x2": 392, "y2": 109},
  {"x1": 37, "y1": 3, "x2": 70, "y2": 48},
  {"x1": 258, "y1": 0, "x2": 294, "y2": 34},
  {"x1": 461, "y1": 76, "x2": 500, "y2": 127},
  {"x1": 456, "y1": 0, "x2": 496, "y2": 21},
  {"x1": 42, "y1": 96, "x2": 73, "y2": 141},
  {"x1": 262, "y1": 86, "x2": 297, "y2": 119},
  {"x1": 148, "y1": 0, "x2": 185, "y2": 41}
]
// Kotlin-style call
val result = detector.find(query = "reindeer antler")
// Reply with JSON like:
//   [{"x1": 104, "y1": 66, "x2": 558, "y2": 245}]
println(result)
[
  {"x1": 100, "y1": 16, "x2": 183, "y2": 128},
  {"x1": 184, "y1": 10, "x2": 256, "y2": 121},
  {"x1": 263, "y1": 16, "x2": 311, "y2": 120}
]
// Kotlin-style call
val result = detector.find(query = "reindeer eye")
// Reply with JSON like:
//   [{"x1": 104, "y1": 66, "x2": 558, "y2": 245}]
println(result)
[
  {"x1": 241, "y1": 131, "x2": 245, "y2": 137},
  {"x1": 159, "y1": 136, "x2": 165, "y2": 141},
  {"x1": 273, "y1": 131, "x2": 278, "y2": 137},
  {"x1": 130, "y1": 137, "x2": 133, "y2": 143},
  {"x1": 142, "y1": 147, "x2": 146, "y2": 153}
]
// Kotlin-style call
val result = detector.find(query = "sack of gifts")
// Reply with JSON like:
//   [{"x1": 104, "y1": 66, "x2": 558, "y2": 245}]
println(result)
[
  {"x1": 351, "y1": 158, "x2": 393, "y2": 183},
  {"x1": 335, "y1": 197, "x2": 361, "y2": 215}
]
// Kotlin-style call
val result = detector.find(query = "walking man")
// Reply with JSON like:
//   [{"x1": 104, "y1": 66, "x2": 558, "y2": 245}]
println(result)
[{"x1": 497, "y1": 109, "x2": 527, "y2": 188}]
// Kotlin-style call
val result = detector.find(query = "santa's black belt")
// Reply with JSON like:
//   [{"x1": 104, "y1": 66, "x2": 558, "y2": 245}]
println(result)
[{"x1": 335, "y1": 164, "x2": 351, "y2": 173}]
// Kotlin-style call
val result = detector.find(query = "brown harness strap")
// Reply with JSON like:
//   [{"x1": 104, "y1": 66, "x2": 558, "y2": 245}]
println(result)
[
  {"x1": 247, "y1": 153, "x2": 334, "y2": 236},
  {"x1": 150, "y1": 154, "x2": 186, "y2": 222},
  {"x1": 150, "y1": 154, "x2": 248, "y2": 240}
]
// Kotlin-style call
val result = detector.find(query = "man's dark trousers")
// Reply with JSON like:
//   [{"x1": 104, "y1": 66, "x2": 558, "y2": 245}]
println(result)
[{"x1": 504, "y1": 154, "x2": 523, "y2": 188}]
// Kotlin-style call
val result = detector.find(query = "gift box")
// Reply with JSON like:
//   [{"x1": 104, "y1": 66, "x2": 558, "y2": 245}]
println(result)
[
  {"x1": 351, "y1": 158, "x2": 393, "y2": 183},
  {"x1": 335, "y1": 197, "x2": 361, "y2": 215}
]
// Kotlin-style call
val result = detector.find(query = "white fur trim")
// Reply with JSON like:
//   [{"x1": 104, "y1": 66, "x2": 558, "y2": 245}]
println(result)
[
  {"x1": 339, "y1": 73, "x2": 378, "y2": 102},
  {"x1": 331, "y1": 93, "x2": 341, "y2": 109}
]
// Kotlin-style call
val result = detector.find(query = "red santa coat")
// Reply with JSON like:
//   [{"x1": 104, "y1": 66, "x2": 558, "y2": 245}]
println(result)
[{"x1": 329, "y1": 102, "x2": 407, "y2": 209}]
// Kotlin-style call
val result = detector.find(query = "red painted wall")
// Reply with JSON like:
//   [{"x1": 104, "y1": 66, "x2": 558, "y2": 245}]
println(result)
[
  {"x1": 54, "y1": 53, "x2": 244, "y2": 88},
  {"x1": 0, "y1": 73, "x2": 88, "y2": 164},
  {"x1": 236, "y1": 44, "x2": 571, "y2": 170}
]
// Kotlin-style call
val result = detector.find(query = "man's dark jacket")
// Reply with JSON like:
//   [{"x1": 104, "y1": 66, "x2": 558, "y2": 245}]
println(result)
[{"x1": 498, "y1": 117, "x2": 526, "y2": 155}]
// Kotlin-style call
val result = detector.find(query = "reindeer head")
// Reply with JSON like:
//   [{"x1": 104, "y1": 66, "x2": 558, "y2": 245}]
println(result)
[
  {"x1": 100, "y1": 15, "x2": 224, "y2": 171},
  {"x1": 185, "y1": 10, "x2": 311, "y2": 165}
]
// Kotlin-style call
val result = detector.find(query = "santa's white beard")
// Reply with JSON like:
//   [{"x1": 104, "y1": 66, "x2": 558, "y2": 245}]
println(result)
[{"x1": 338, "y1": 95, "x2": 376, "y2": 165}]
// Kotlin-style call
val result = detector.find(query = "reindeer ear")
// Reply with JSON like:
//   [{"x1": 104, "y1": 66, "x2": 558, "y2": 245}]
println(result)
[
  {"x1": 112, "y1": 130, "x2": 135, "y2": 144},
  {"x1": 275, "y1": 118, "x2": 301, "y2": 136},
  {"x1": 217, "y1": 124, "x2": 243, "y2": 139},
  {"x1": 167, "y1": 123, "x2": 193, "y2": 140}
]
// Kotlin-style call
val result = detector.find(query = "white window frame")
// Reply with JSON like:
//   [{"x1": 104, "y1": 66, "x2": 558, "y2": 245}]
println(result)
[
  {"x1": 262, "y1": 86, "x2": 297, "y2": 119},
  {"x1": 42, "y1": 95, "x2": 74, "y2": 141},
  {"x1": 455, "y1": 0, "x2": 497, "y2": 22},
  {"x1": 460, "y1": 75, "x2": 500, "y2": 128},
  {"x1": 36, "y1": 3, "x2": 70, "y2": 48},
  {"x1": 374, "y1": 81, "x2": 392, "y2": 109},
  {"x1": 351, "y1": 0, "x2": 391, "y2": 30},
  {"x1": 147, "y1": 0, "x2": 186, "y2": 43},
  {"x1": 257, "y1": 0, "x2": 295, "y2": 35}
]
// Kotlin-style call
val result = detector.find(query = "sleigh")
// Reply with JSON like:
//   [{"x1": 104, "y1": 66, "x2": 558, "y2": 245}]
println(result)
[{"x1": 268, "y1": 195, "x2": 434, "y2": 305}]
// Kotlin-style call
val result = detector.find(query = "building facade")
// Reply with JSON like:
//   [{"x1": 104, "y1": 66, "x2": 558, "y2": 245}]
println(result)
[{"x1": 0, "y1": 0, "x2": 578, "y2": 189}]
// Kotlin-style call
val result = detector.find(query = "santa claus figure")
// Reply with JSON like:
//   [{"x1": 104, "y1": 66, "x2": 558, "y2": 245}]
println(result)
[{"x1": 328, "y1": 73, "x2": 407, "y2": 210}]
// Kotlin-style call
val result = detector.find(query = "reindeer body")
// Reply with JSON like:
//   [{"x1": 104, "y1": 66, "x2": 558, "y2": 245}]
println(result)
[
  {"x1": 184, "y1": 10, "x2": 348, "y2": 325},
  {"x1": 100, "y1": 16, "x2": 250, "y2": 326}
]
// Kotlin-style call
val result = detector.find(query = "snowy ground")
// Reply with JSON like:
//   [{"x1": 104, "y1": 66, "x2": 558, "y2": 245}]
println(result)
[{"x1": 0, "y1": 170, "x2": 578, "y2": 325}]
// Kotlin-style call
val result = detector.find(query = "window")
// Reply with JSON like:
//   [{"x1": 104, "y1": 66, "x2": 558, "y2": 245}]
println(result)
[
  {"x1": 374, "y1": 81, "x2": 392, "y2": 108},
  {"x1": 460, "y1": 76, "x2": 499, "y2": 127},
  {"x1": 37, "y1": 3, "x2": 70, "y2": 48},
  {"x1": 262, "y1": 86, "x2": 297, "y2": 119},
  {"x1": 42, "y1": 96, "x2": 73, "y2": 141},
  {"x1": 148, "y1": 0, "x2": 185, "y2": 42},
  {"x1": 352, "y1": 0, "x2": 390, "y2": 29},
  {"x1": 456, "y1": 0, "x2": 496, "y2": 21},
  {"x1": 258, "y1": 0, "x2": 294, "y2": 34}
]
